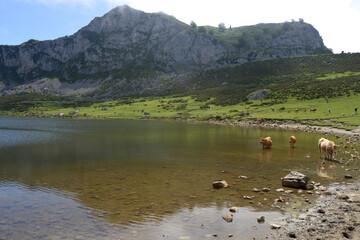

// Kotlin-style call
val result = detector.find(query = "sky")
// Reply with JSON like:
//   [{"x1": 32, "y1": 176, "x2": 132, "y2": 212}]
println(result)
[{"x1": 0, "y1": 0, "x2": 360, "y2": 53}]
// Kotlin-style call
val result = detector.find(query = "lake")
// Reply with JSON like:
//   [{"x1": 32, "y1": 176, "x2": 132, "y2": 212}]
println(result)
[{"x1": 0, "y1": 117, "x2": 352, "y2": 239}]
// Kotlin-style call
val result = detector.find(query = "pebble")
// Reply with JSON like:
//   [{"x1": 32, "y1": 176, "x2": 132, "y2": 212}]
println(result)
[
  {"x1": 229, "y1": 207, "x2": 238, "y2": 213},
  {"x1": 345, "y1": 175, "x2": 353, "y2": 179},
  {"x1": 276, "y1": 188, "x2": 285, "y2": 192},
  {"x1": 317, "y1": 209, "x2": 325, "y2": 214},
  {"x1": 263, "y1": 188, "x2": 270, "y2": 192},
  {"x1": 222, "y1": 214, "x2": 233, "y2": 222},
  {"x1": 288, "y1": 232, "x2": 297, "y2": 238},
  {"x1": 257, "y1": 216, "x2": 265, "y2": 223},
  {"x1": 285, "y1": 190, "x2": 293, "y2": 194},
  {"x1": 238, "y1": 176, "x2": 248, "y2": 179},
  {"x1": 270, "y1": 224, "x2": 281, "y2": 230},
  {"x1": 253, "y1": 188, "x2": 260, "y2": 192}
]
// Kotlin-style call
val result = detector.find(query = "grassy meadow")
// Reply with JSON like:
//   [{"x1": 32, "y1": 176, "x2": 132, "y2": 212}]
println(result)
[
  {"x1": 2, "y1": 93, "x2": 359, "y2": 130},
  {"x1": 1, "y1": 53, "x2": 360, "y2": 130}
]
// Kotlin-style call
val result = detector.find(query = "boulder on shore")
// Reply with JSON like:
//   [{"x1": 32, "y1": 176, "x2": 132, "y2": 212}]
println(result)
[
  {"x1": 281, "y1": 171, "x2": 310, "y2": 189},
  {"x1": 212, "y1": 180, "x2": 229, "y2": 189}
]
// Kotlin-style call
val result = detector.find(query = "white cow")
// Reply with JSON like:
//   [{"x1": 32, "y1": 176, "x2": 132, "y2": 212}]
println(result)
[{"x1": 318, "y1": 138, "x2": 338, "y2": 160}]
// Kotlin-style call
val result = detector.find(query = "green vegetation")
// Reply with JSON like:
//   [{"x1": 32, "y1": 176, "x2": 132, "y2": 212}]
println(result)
[
  {"x1": 1, "y1": 94, "x2": 360, "y2": 130},
  {"x1": 1, "y1": 53, "x2": 360, "y2": 131}
]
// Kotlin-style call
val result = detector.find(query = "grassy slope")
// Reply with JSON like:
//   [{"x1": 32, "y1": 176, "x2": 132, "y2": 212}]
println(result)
[
  {"x1": 1, "y1": 53, "x2": 360, "y2": 130},
  {"x1": 2, "y1": 94, "x2": 359, "y2": 130}
]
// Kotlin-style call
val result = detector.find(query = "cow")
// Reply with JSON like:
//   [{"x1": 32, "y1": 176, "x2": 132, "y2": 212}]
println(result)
[
  {"x1": 260, "y1": 137, "x2": 272, "y2": 149},
  {"x1": 318, "y1": 138, "x2": 338, "y2": 160},
  {"x1": 289, "y1": 136, "x2": 296, "y2": 148},
  {"x1": 271, "y1": 107, "x2": 275, "y2": 111},
  {"x1": 310, "y1": 108, "x2": 317, "y2": 112}
]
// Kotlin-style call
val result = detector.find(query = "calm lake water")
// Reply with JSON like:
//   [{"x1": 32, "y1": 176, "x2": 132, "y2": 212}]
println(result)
[{"x1": 0, "y1": 117, "x2": 353, "y2": 239}]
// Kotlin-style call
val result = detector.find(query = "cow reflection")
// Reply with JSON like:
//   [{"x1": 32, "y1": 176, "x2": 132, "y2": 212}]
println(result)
[
  {"x1": 260, "y1": 149, "x2": 272, "y2": 162},
  {"x1": 317, "y1": 164, "x2": 336, "y2": 180}
]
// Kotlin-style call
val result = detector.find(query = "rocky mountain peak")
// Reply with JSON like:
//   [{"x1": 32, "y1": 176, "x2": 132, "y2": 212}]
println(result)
[
  {"x1": 82, "y1": 5, "x2": 146, "y2": 33},
  {"x1": 0, "y1": 6, "x2": 331, "y2": 99}
]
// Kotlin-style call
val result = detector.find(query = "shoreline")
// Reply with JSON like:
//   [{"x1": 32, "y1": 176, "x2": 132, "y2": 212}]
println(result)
[
  {"x1": 2, "y1": 114, "x2": 360, "y2": 136},
  {"x1": 173, "y1": 118, "x2": 360, "y2": 137}
]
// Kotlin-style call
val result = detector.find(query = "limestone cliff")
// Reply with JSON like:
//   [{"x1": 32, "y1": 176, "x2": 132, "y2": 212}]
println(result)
[{"x1": 0, "y1": 5, "x2": 330, "y2": 98}]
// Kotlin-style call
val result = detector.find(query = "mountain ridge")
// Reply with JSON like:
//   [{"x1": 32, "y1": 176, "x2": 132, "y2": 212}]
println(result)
[{"x1": 0, "y1": 5, "x2": 331, "y2": 99}]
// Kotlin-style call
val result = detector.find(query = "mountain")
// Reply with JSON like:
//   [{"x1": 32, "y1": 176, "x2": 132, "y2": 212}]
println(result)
[{"x1": 0, "y1": 5, "x2": 331, "y2": 99}]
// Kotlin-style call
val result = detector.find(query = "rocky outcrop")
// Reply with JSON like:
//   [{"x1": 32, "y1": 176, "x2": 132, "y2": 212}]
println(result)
[{"x1": 0, "y1": 5, "x2": 330, "y2": 98}]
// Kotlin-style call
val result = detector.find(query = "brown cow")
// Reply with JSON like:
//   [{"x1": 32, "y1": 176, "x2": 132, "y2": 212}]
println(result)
[
  {"x1": 260, "y1": 137, "x2": 272, "y2": 149},
  {"x1": 318, "y1": 138, "x2": 338, "y2": 160},
  {"x1": 310, "y1": 108, "x2": 317, "y2": 112},
  {"x1": 289, "y1": 136, "x2": 296, "y2": 148}
]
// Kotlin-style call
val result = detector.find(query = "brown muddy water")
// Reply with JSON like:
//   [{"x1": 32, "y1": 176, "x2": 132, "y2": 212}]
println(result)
[{"x1": 0, "y1": 117, "x2": 357, "y2": 240}]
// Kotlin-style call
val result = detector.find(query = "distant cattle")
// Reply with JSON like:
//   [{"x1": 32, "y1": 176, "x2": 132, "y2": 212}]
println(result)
[
  {"x1": 260, "y1": 137, "x2": 272, "y2": 149},
  {"x1": 257, "y1": 118, "x2": 265, "y2": 123},
  {"x1": 295, "y1": 109, "x2": 299, "y2": 112},
  {"x1": 310, "y1": 108, "x2": 317, "y2": 112},
  {"x1": 271, "y1": 107, "x2": 275, "y2": 111},
  {"x1": 318, "y1": 138, "x2": 338, "y2": 160},
  {"x1": 289, "y1": 136, "x2": 296, "y2": 148}
]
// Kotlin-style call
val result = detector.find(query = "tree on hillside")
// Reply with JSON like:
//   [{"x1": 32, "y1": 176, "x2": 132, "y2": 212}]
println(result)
[
  {"x1": 218, "y1": 23, "x2": 226, "y2": 33},
  {"x1": 237, "y1": 36, "x2": 249, "y2": 48},
  {"x1": 190, "y1": 21, "x2": 197, "y2": 29},
  {"x1": 198, "y1": 26, "x2": 207, "y2": 34}
]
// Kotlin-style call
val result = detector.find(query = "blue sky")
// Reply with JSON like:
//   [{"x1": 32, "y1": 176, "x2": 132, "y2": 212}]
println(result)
[{"x1": 1, "y1": 0, "x2": 360, "y2": 53}]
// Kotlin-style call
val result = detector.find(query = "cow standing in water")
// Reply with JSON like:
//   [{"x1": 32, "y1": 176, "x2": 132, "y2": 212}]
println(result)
[
  {"x1": 318, "y1": 138, "x2": 338, "y2": 160},
  {"x1": 289, "y1": 136, "x2": 296, "y2": 148},
  {"x1": 260, "y1": 137, "x2": 272, "y2": 149}
]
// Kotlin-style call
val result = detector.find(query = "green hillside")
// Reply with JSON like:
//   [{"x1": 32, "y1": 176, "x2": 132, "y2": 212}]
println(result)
[{"x1": 1, "y1": 53, "x2": 360, "y2": 130}]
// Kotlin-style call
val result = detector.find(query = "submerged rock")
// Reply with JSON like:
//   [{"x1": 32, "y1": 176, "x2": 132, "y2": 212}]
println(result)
[
  {"x1": 282, "y1": 171, "x2": 310, "y2": 189},
  {"x1": 212, "y1": 180, "x2": 229, "y2": 189},
  {"x1": 222, "y1": 214, "x2": 233, "y2": 222},
  {"x1": 257, "y1": 216, "x2": 265, "y2": 223}
]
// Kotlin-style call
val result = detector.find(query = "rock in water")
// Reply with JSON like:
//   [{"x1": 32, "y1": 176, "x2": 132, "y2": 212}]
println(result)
[
  {"x1": 212, "y1": 180, "x2": 229, "y2": 189},
  {"x1": 257, "y1": 216, "x2": 265, "y2": 223},
  {"x1": 282, "y1": 171, "x2": 309, "y2": 189},
  {"x1": 270, "y1": 224, "x2": 281, "y2": 230},
  {"x1": 229, "y1": 207, "x2": 238, "y2": 213},
  {"x1": 222, "y1": 214, "x2": 233, "y2": 222}
]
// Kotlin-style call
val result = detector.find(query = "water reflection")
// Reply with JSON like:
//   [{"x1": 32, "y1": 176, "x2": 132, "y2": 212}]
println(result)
[
  {"x1": 0, "y1": 118, "x2": 356, "y2": 239},
  {"x1": 317, "y1": 164, "x2": 337, "y2": 180}
]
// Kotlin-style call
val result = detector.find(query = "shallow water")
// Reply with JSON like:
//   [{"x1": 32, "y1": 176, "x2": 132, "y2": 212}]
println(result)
[{"x1": 0, "y1": 117, "x2": 355, "y2": 239}]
